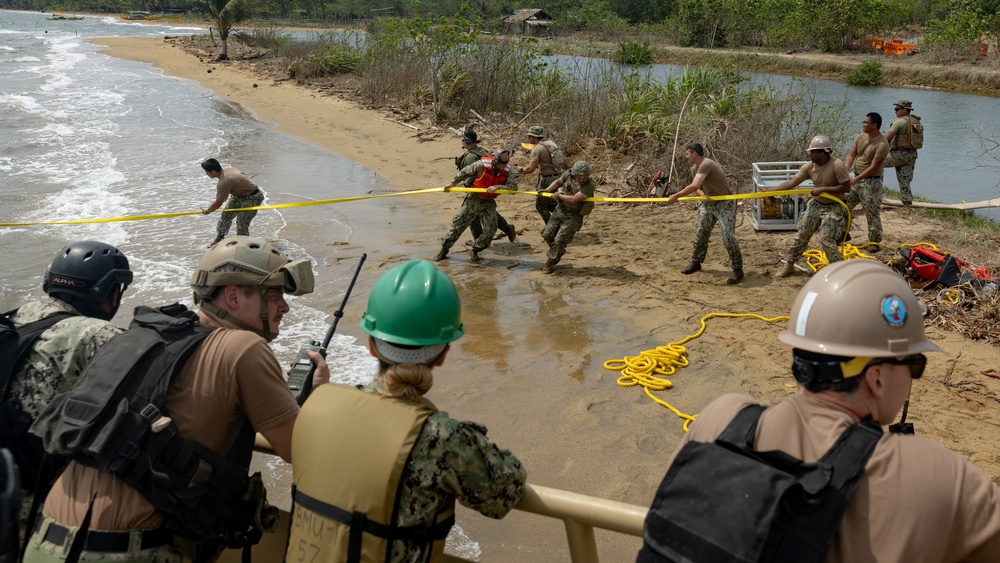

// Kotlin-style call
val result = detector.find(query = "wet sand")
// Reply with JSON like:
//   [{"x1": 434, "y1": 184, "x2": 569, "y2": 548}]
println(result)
[{"x1": 93, "y1": 36, "x2": 1000, "y2": 561}]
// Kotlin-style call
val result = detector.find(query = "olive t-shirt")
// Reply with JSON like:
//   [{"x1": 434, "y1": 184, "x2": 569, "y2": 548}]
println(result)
[
  {"x1": 793, "y1": 158, "x2": 850, "y2": 204},
  {"x1": 851, "y1": 133, "x2": 890, "y2": 177}
]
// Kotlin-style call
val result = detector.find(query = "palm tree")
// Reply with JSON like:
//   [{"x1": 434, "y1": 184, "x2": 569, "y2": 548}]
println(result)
[{"x1": 205, "y1": 0, "x2": 258, "y2": 61}]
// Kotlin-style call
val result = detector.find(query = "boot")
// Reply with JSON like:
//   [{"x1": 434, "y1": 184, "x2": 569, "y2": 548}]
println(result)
[
  {"x1": 433, "y1": 247, "x2": 448, "y2": 261},
  {"x1": 470, "y1": 250, "x2": 482, "y2": 263},
  {"x1": 726, "y1": 269, "x2": 744, "y2": 285},
  {"x1": 504, "y1": 223, "x2": 517, "y2": 243},
  {"x1": 208, "y1": 235, "x2": 225, "y2": 249},
  {"x1": 681, "y1": 261, "x2": 701, "y2": 275},
  {"x1": 775, "y1": 261, "x2": 796, "y2": 279},
  {"x1": 541, "y1": 259, "x2": 556, "y2": 274}
]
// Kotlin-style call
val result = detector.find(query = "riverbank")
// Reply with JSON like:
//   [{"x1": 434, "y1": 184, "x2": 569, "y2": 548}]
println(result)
[{"x1": 93, "y1": 35, "x2": 1000, "y2": 561}]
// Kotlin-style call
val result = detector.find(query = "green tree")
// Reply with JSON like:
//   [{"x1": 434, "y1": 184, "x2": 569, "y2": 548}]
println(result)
[{"x1": 206, "y1": 0, "x2": 259, "y2": 60}]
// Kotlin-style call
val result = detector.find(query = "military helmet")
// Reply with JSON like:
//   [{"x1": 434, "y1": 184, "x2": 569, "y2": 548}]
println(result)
[
  {"x1": 43, "y1": 240, "x2": 132, "y2": 305},
  {"x1": 571, "y1": 161, "x2": 591, "y2": 176},
  {"x1": 779, "y1": 260, "x2": 943, "y2": 360},
  {"x1": 190, "y1": 236, "x2": 314, "y2": 303},
  {"x1": 807, "y1": 135, "x2": 833, "y2": 153},
  {"x1": 527, "y1": 125, "x2": 544, "y2": 138},
  {"x1": 494, "y1": 148, "x2": 510, "y2": 162},
  {"x1": 360, "y1": 260, "x2": 463, "y2": 364}
]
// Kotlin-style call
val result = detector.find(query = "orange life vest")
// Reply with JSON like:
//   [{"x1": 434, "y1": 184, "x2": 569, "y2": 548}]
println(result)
[{"x1": 471, "y1": 157, "x2": 511, "y2": 199}]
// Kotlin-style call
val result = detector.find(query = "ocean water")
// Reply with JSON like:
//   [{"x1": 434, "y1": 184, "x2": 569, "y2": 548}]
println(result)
[{"x1": 0, "y1": 9, "x2": 377, "y2": 384}]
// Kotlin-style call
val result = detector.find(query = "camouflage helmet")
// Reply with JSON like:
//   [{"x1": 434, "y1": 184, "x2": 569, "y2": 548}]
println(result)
[
  {"x1": 807, "y1": 135, "x2": 833, "y2": 153},
  {"x1": 527, "y1": 126, "x2": 544, "y2": 139},
  {"x1": 43, "y1": 240, "x2": 132, "y2": 306},
  {"x1": 571, "y1": 161, "x2": 591, "y2": 176},
  {"x1": 190, "y1": 236, "x2": 314, "y2": 304},
  {"x1": 779, "y1": 260, "x2": 943, "y2": 361}
]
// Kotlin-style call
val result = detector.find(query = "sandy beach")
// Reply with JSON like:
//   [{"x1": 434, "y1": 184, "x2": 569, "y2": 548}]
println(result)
[{"x1": 92, "y1": 36, "x2": 1000, "y2": 561}]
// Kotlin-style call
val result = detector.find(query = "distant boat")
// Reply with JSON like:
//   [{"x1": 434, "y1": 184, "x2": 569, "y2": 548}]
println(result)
[
  {"x1": 119, "y1": 11, "x2": 150, "y2": 20},
  {"x1": 47, "y1": 14, "x2": 85, "y2": 20}
]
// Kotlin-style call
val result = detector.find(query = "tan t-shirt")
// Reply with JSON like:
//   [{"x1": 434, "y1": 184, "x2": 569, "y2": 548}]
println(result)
[
  {"x1": 793, "y1": 158, "x2": 850, "y2": 205},
  {"x1": 43, "y1": 328, "x2": 298, "y2": 529},
  {"x1": 691, "y1": 158, "x2": 731, "y2": 197},
  {"x1": 667, "y1": 393, "x2": 1000, "y2": 562},
  {"x1": 851, "y1": 133, "x2": 890, "y2": 177},
  {"x1": 216, "y1": 166, "x2": 258, "y2": 199},
  {"x1": 529, "y1": 141, "x2": 561, "y2": 177}
]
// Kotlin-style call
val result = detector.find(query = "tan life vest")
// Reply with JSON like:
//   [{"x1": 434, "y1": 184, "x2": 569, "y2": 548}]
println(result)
[{"x1": 286, "y1": 384, "x2": 453, "y2": 563}]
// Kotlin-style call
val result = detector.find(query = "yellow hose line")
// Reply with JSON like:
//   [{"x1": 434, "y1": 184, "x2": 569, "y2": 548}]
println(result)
[
  {"x1": 801, "y1": 240, "x2": 945, "y2": 272},
  {"x1": 604, "y1": 313, "x2": 789, "y2": 432},
  {"x1": 0, "y1": 187, "x2": 816, "y2": 228}
]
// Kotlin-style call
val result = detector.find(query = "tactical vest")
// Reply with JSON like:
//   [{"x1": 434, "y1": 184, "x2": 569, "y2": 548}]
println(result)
[
  {"x1": 538, "y1": 140, "x2": 565, "y2": 176},
  {"x1": 30, "y1": 304, "x2": 276, "y2": 550},
  {"x1": 638, "y1": 404, "x2": 882, "y2": 563},
  {"x1": 0, "y1": 310, "x2": 72, "y2": 492},
  {"x1": 287, "y1": 384, "x2": 454, "y2": 563},
  {"x1": 471, "y1": 157, "x2": 511, "y2": 200},
  {"x1": 892, "y1": 115, "x2": 923, "y2": 150}
]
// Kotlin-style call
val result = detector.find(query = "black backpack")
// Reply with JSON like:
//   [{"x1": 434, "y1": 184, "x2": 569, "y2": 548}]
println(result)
[
  {"x1": 637, "y1": 404, "x2": 882, "y2": 563},
  {"x1": 31, "y1": 303, "x2": 278, "y2": 554},
  {"x1": 0, "y1": 310, "x2": 72, "y2": 492}
]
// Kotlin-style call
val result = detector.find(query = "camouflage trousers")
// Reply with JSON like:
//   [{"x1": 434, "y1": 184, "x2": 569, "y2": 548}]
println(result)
[
  {"x1": 215, "y1": 189, "x2": 264, "y2": 242},
  {"x1": 843, "y1": 176, "x2": 884, "y2": 243},
  {"x1": 691, "y1": 200, "x2": 743, "y2": 271},
  {"x1": 784, "y1": 199, "x2": 847, "y2": 264},
  {"x1": 535, "y1": 174, "x2": 561, "y2": 224},
  {"x1": 883, "y1": 149, "x2": 917, "y2": 204},
  {"x1": 541, "y1": 206, "x2": 584, "y2": 263},
  {"x1": 22, "y1": 515, "x2": 182, "y2": 562},
  {"x1": 442, "y1": 195, "x2": 497, "y2": 252}
]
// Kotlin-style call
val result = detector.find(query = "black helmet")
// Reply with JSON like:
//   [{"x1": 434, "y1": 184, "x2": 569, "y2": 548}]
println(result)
[{"x1": 43, "y1": 241, "x2": 132, "y2": 309}]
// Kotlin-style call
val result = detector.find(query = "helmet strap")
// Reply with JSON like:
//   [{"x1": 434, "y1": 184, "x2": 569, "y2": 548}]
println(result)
[{"x1": 199, "y1": 291, "x2": 275, "y2": 342}]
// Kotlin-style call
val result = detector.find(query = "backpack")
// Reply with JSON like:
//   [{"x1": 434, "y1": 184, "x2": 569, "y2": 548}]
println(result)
[
  {"x1": 637, "y1": 404, "x2": 882, "y2": 563},
  {"x1": 899, "y1": 115, "x2": 923, "y2": 150},
  {"x1": 31, "y1": 303, "x2": 278, "y2": 550},
  {"x1": 540, "y1": 140, "x2": 566, "y2": 169},
  {"x1": 0, "y1": 310, "x2": 72, "y2": 492}
]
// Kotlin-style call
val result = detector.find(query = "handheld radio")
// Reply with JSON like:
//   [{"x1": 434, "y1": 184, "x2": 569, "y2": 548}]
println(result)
[{"x1": 287, "y1": 253, "x2": 367, "y2": 405}]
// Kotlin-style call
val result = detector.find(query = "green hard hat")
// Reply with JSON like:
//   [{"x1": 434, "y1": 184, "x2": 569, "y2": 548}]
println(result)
[{"x1": 360, "y1": 260, "x2": 464, "y2": 346}]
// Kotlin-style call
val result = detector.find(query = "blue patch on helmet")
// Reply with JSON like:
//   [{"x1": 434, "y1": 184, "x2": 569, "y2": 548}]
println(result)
[{"x1": 881, "y1": 296, "x2": 907, "y2": 327}]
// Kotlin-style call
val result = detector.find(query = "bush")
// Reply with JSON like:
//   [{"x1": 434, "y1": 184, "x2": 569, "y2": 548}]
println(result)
[
  {"x1": 846, "y1": 60, "x2": 883, "y2": 86},
  {"x1": 288, "y1": 44, "x2": 360, "y2": 80},
  {"x1": 613, "y1": 41, "x2": 653, "y2": 65}
]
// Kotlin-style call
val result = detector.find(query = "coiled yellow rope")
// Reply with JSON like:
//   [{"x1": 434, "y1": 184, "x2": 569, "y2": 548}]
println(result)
[
  {"x1": 604, "y1": 313, "x2": 789, "y2": 431},
  {"x1": 801, "y1": 241, "x2": 944, "y2": 272}
]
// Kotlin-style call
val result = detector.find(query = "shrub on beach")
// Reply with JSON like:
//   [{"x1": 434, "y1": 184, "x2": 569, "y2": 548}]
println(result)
[{"x1": 845, "y1": 60, "x2": 884, "y2": 86}]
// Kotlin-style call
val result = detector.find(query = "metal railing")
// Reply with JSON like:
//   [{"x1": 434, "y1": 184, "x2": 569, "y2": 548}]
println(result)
[{"x1": 243, "y1": 435, "x2": 648, "y2": 563}]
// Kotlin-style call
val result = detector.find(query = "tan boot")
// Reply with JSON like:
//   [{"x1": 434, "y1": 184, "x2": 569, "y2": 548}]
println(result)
[
  {"x1": 470, "y1": 250, "x2": 482, "y2": 263},
  {"x1": 726, "y1": 269, "x2": 744, "y2": 285},
  {"x1": 541, "y1": 259, "x2": 556, "y2": 274},
  {"x1": 775, "y1": 261, "x2": 796, "y2": 279},
  {"x1": 433, "y1": 247, "x2": 448, "y2": 261}
]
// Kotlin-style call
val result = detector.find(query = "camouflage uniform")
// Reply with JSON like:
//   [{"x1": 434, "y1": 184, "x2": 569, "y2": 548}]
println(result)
[
  {"x1": 691, "y1": 200, "x2": 743, "y2": 271},
  {"x1": 23, "y1": 516, "x2": 182, "y2": 563},
  {"x1": 456, "y1": 144, "x2": 510, "y2": 240},
  {"x1": 215, "y1": 189, "x2": 265, "y2": 242},
  {"x1": 6, "y1": 298, "x2": 121, "y2": 534},
  {"x1": 364, "y1": 381, "x2": 526, "y2": 563},
  {"x1": 783, "y1": 199, "x2": 847, "y2": 264},
  {"x1": 883, "y1": 149, "x2": 917, "y2": 204},
  {"x1": 442, "y1": 161, "x2": 518, "y2": 253},
  {"x1": 843, "y1": 177, "x2": 884, "y2": 243},
  {"x1": 541, "y1": 172, "x2": 596, "y2": 265}
]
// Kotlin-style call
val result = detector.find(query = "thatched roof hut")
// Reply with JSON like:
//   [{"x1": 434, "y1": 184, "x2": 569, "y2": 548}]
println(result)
[{"x1": 502, "y1": 9, "x2": 553, "y2": 36}]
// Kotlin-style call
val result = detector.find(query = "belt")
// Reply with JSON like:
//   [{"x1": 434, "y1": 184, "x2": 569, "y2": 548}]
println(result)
[{"x1": 37, "y1": 520, "x2": 172, "y2": 553}]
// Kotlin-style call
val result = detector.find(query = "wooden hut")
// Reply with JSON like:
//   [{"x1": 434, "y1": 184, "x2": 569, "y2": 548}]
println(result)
[{"x1": 502, "y1": 9, "x2": 553, "y2": 36}]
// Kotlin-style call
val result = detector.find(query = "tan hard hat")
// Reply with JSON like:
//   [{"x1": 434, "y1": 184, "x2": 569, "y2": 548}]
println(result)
[
  {"x1": 807, "y1": 135, "x2": 833, "y2": 153},
  {"x1": 779, "y1": 260, "x2": 943, "y2": 358}
]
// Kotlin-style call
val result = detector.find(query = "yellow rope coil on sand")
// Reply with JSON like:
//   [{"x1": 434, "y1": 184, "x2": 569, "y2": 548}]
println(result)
[
  {"x1": 802, "y1": 241, "x2": 944, "y2": 272},
  {"x1": 604, "y1": 313, "x2": 789, "y2": 432}
]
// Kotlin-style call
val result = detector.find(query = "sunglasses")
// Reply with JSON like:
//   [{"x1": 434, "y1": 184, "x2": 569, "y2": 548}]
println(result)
[{"x1": 872, "y1": 354, "x2": 927, "y2": 379}]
